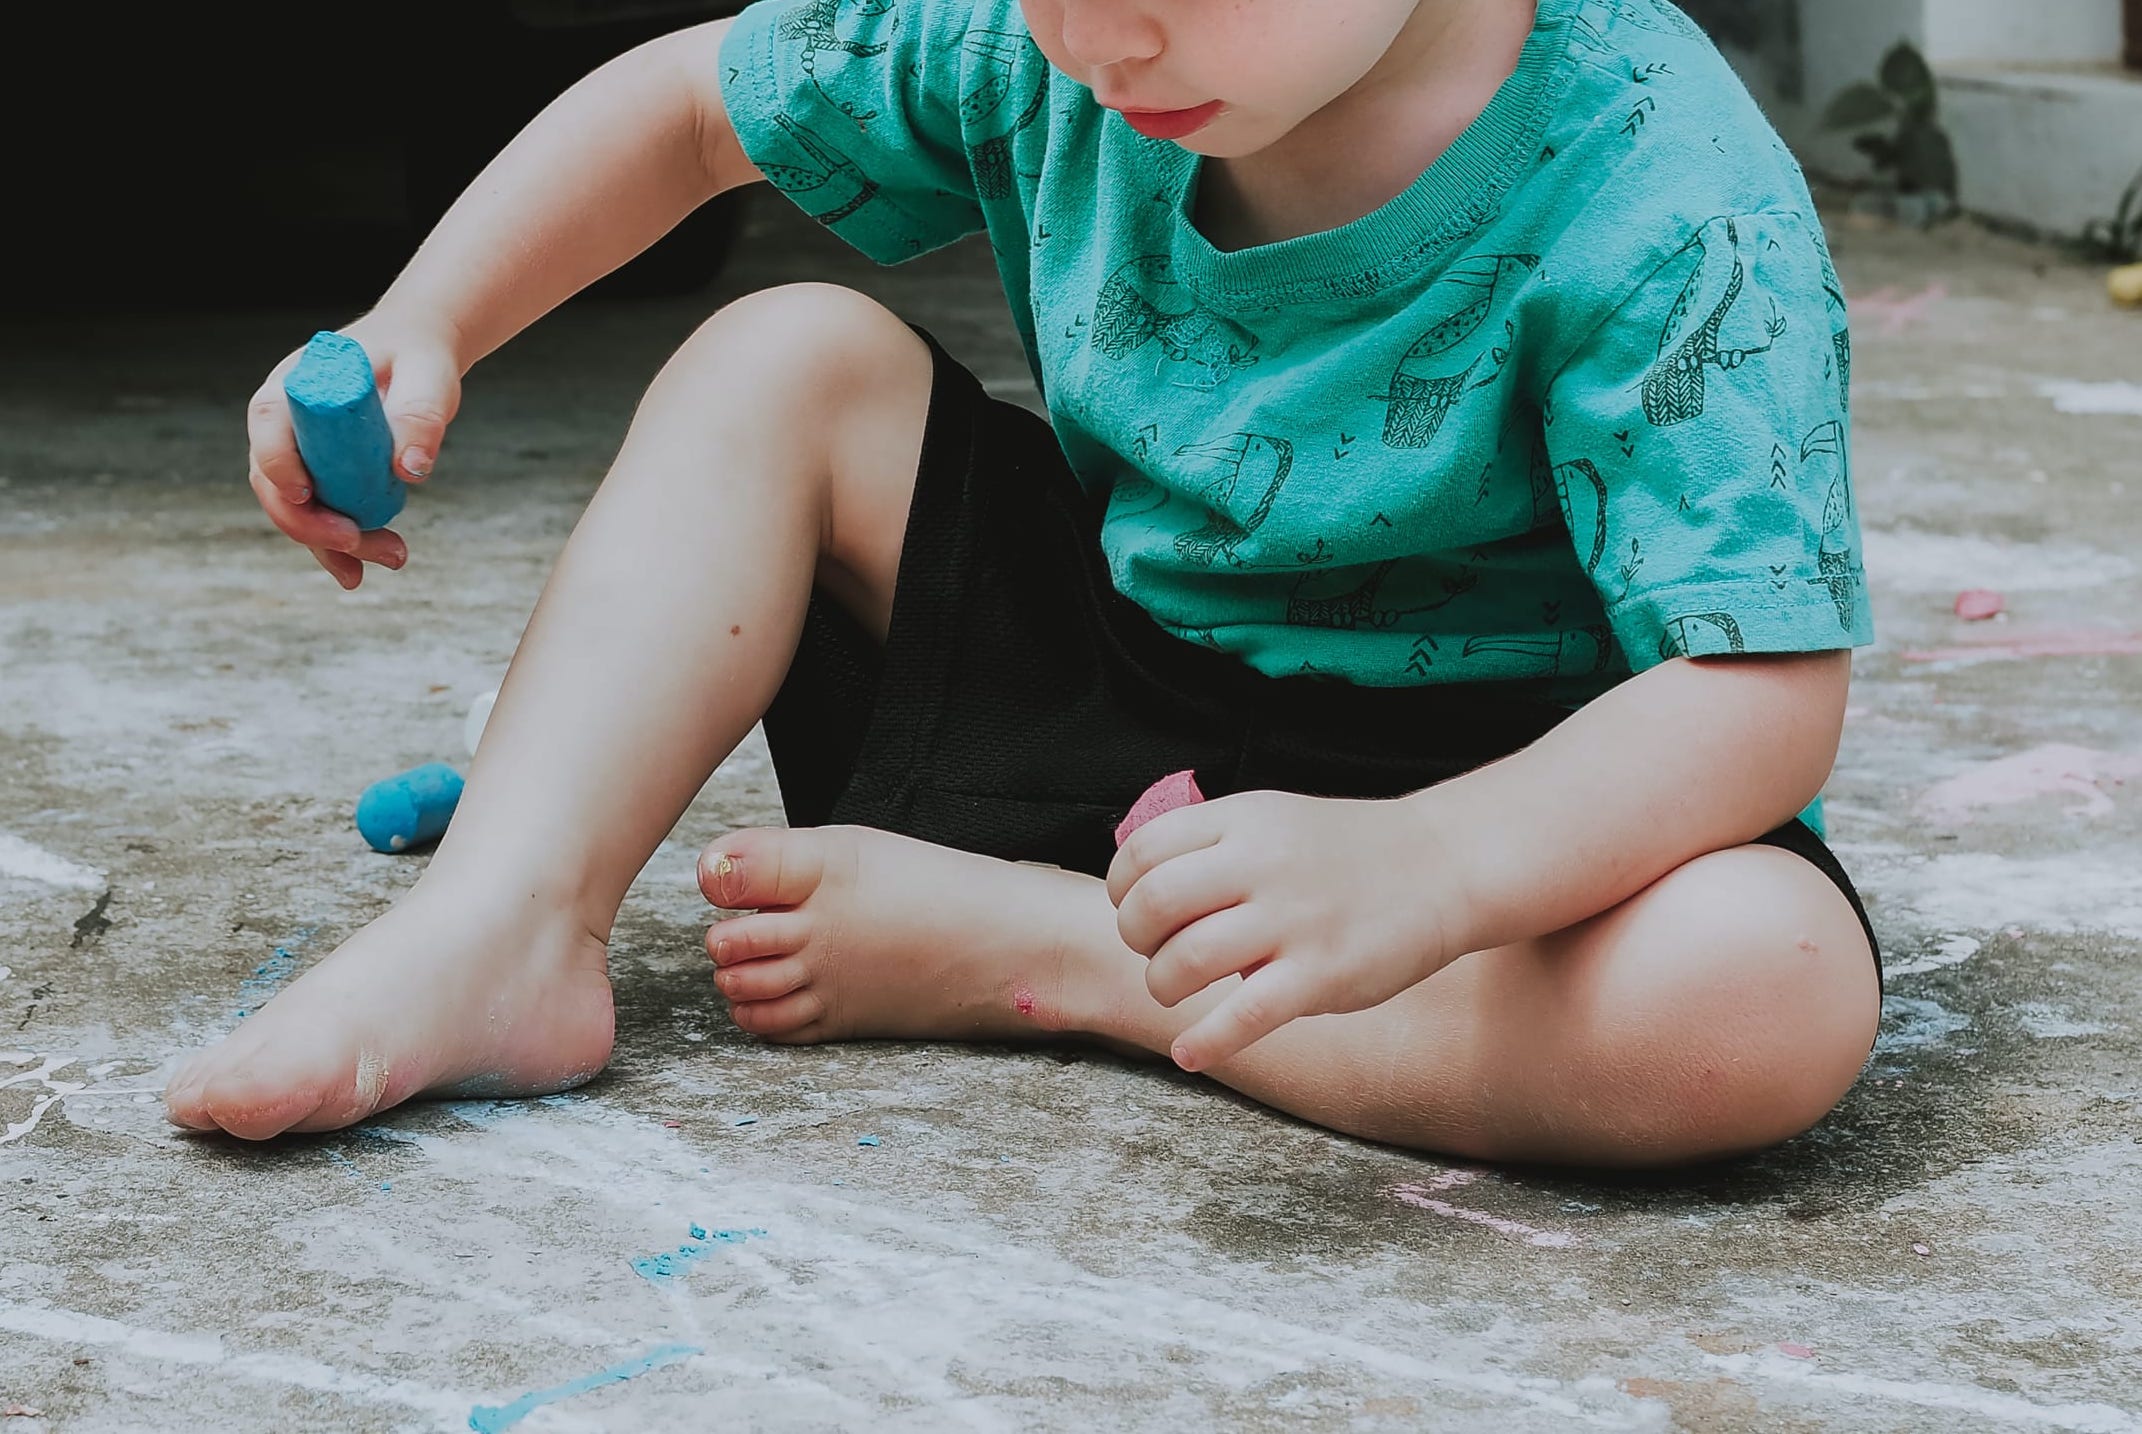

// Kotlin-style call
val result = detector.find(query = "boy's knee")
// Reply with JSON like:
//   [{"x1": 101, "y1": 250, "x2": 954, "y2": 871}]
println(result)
[
  {"x1": 693, "y1": 283, "x2": 924, "y2": 389},
  {"x1": 1598, "y1": 847, "x2": 1880, "y2": 1164}
]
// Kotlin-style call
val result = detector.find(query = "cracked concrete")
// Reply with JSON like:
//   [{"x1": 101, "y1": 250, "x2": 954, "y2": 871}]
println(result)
[{"x1": 2, "y1": 194, "x2": 2139, "y2": 1431}]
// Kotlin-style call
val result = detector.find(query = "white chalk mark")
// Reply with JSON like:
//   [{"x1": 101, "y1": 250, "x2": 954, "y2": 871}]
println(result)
[
  {"x1": 0, "y1": 966, "x2": 11, "y2": 983},
  {"x1": 2039, "y1": 380, "x2": 2142, "y2": 417},
  {"x1": 0, "y1": 832, "x2": 104, "y2": 890},
  {"x1": 392, "y1": 1100, "x2": 1645, "y2": 1426},
  {"x1": 1, "y1": 1054, "x2": 85, "y2": 1147},
  {"x1": 353, "y1": 1049, "x2": 389, "y2": 1111},
  {"x1": 0, "y1": 1300, "x2": 473, "y2": 1423},
  {"x1": 1706, "y1": 1349, "x2": 2140, "y2": 1432},
  {"x1": 1886, "y1": 934, "x2": 1982, "y2": 979},
  {"x1": 1390, "y1": 1183, "x2": 1579, "y2": 1248},
  {"x1": 1, "y1": 1054, "x2": 164, "y2": 1146},
  {"x1": 2013, "y1": 1003, "x2": 2110, "y2": 1039}
]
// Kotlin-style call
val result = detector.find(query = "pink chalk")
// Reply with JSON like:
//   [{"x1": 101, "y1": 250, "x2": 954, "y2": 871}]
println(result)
[
  {"x1": 1777, "y1": 1342, "x2": 1815, "y2": 1360},
  {"x1": 1953, "y1": 589, "x2": 2005, "y2": 621},
  {"x1": 1114, "y1": 770, "x2": 1206, "y2": 848}
]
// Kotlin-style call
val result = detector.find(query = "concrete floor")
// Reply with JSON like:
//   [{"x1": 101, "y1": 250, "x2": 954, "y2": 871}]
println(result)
[{"x1": 3, "y1": 194, "x2": 2139, "y2": 1432}]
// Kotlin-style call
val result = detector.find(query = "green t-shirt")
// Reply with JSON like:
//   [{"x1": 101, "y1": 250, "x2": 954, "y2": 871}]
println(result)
[{"x1": 718, "y1": 0, "x2": 1872, "y2": 698}]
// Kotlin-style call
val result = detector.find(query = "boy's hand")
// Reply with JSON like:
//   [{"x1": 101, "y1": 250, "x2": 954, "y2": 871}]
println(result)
[
  {"x1": 246, "y1": 323, "x2": 462, "y2": 589},
  {"x1": 1106, "y1": 791, "x2": 1460, "y2": 1073}
]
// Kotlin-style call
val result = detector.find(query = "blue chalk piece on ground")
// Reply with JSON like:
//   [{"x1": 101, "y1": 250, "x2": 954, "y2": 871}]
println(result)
[
  {"x1": 284, "y1": 331, "x2": 406, "y2": 531},
  {"x1": 355, "y1": 762, "x2": 464, "y2": 853},
  {"x1": 857, "y1": 1135, "x2": 880, "y2": 1147}
]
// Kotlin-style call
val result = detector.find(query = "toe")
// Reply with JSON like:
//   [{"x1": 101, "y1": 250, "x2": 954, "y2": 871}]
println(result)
[
  {"x1": 728, "y1": 988, "x2": 826, "y2": 1039},
  {"x1": 713, "y1": 955, "x2": 811, "y2": 1003},
  {"x1": 700, "y1": 827, "x2": 832, "y2": 911},
  {"x1": 195, "y1": 1056, "x2": 335, "y2": 1142},
  {"x1": 708, "y1": 912, "x2": 813, "y2": 966}
]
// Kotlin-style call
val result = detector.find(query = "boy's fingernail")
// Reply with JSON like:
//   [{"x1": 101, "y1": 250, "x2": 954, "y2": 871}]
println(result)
[
  {"x1": 291, "y1": 487, "x2": 312, "y2": 505},
  {"x1": 401, "y1": 448, "x2": 431, "y2": 478}
]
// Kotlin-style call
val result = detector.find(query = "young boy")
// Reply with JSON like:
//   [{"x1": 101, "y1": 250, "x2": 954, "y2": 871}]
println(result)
[{"x1": 168, "y1": 0, "x2": 1881, "y2": 1168}]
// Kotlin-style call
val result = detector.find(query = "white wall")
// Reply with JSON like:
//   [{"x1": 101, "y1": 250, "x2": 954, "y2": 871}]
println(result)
[{"x1": 1921, "y1": 0, "x2": 2124, "y2": 64}]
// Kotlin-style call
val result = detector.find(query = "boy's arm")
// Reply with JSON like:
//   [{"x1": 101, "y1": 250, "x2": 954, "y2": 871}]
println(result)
[
  {"x1": 1110, "y1": 649, "x2": 1849, "y2": 1072},
  {"x1": 1417, "y1": 649, "x2": 1849, "y2": 955},
  {"x1": 368, "y1": 18, "x2": 760, "y2": 368}
]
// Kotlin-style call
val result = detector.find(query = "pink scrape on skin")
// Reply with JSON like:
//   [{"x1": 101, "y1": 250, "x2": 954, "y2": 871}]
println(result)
[
  {"x1": 1953, "y1": 589, "x2": 2005, "y2": 621},
  {"x1": 1012, "y1": 984, "x2": 1038, "y2": 1017},
  {"x1": 1114, "y1": 770, "x2": 1206, "y2": 848}
]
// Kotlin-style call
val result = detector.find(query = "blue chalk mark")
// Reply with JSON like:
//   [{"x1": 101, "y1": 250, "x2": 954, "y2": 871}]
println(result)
[
  {"x1": 356, "y1": 762, "x2": 463, "y2": 854},
  {"x1": 285, "y1": 331, "x2": 406, "y2": 531},
  {"x1": 379, "y1": 1181, "x2": 392, "y2": 1192},
  {"x1": 733, "y1": 1116, "x2": 758, "y2": 1127},
  {"x1": 467, "y1": 1343, "x2": 700, "y2": 1434},
  {"x1": 630, "y1": 1226, "x2": 769, "y2": 1285},
  {"x1": 233, "y1": 929, "x2": 315, "y2": 1019},
  {"x1": 233, "y1": 948, "x2": 296, "y2": 1017},
  {"x1": 857, "y1": 1135, "x2": 880, "y2": 1147}
]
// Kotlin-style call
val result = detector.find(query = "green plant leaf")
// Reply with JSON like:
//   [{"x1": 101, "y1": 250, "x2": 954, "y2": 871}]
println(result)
[
  {"x1": 1879, "y1": 42, "x2": 1937, "y2": 110},
  {"x1": 1853, "y1": 133, "x2": 1898, "y2": 168},
  {"x1": 1893, "y1": 120, "x2": 1959, "y2": 196},
  {"x1": 1822, "y1": 81, "x2": 1896, "y2": 130}
]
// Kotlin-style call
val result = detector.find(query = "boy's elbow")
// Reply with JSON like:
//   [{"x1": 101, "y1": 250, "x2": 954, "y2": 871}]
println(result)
[{"x1": 1690, "y1": 649, "x2": 1852, "y2": 813}]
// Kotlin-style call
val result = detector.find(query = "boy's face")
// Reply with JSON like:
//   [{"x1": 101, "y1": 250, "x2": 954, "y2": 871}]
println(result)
[{"x1": 1020, "y1": 0, "x2": 1429, "y2": 158}]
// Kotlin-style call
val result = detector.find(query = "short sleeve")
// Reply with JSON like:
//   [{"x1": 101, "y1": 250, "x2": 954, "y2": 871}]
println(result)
[
  {"x1": 1542, "y1": 211, "x2": 1872, "y2": 671},
  {"x1": 718, "y1": 0, "x2": 989, "y2": 264}
]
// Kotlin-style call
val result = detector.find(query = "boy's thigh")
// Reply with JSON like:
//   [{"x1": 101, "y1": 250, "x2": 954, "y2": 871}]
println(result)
[{"x1": 1452, "y1": 841, "x2": 1880, "y2": 1165}]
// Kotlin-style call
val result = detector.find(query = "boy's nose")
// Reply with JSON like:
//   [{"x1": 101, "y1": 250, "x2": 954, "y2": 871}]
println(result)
[{"x1": 1057, "y1": 0, "x2": 1164, "y2": 70}]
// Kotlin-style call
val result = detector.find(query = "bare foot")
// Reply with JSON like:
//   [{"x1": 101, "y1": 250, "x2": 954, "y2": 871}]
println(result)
[
  {"x1": 164, "y1": 881, "x2": 614, "y2": 1140},
  {"x1": 700, "y1": 825, "x2": 1125, "y2": 1044}
]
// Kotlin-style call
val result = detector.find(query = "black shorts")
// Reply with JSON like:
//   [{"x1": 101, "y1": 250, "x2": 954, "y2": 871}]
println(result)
[{"x1": 762, "y1": 328, "x2": 1882, "y2": 980}]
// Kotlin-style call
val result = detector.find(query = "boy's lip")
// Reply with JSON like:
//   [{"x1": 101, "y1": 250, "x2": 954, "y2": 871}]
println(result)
[{"x1": 1113, "y1": 100, "x2": 1225, "y2": 141}]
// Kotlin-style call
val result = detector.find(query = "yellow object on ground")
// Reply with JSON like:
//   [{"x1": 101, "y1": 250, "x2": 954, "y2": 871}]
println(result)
[{"x1": 2112, "y1": 263, "x2": 2142, "y2": 308}]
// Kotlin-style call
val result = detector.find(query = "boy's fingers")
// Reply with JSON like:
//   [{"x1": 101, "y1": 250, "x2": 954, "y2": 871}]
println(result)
[
  {"x1": 1145, "y1": 905, "x2": 1272, "y2": 1009},
  {"x1": 250, "y1": 463, "x2": 362, "y2": 552},
  {"x1": 247, "y1": 381, "x2": 314, "y2": 506},
  {"x1": 1113, "y1": 845, "x2": 1246, "y2": 958},
  {"x1": 310, "y1": 546, "x2": 363, "y2": 590},
  {"x1": 379, "y1": 350, "x2": 460, "y2": 482},
  {"x1": 1170, "y1": 963, "x2": 1317, "y2": 1074},
  {"x1": 1105, "y1": 804, "x2": 1222, "y2": 906}
]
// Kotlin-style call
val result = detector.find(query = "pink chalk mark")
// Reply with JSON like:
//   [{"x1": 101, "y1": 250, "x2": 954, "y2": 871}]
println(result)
[
  {"x1": 1922, "y1": 743, "x2": 2142, "y2": 822},
  {"x1": 1902, "y1": 627, "x2": 2142, "y2": 665},
  {"x1": 1851, "y1": 282, "x2": 1946, "y2": 336},
  {"x1": 1390, "y1": 1183, "x2": 1576, "y2": 1248},
  {"x1": 1416, "y1": 1167, "x2": 1483, "y2": 1192},
  {"x1": 1952, "y1": 589, "x2": 2005, "y2": 622},
  {"x1": 1777, "y1": 1342, "x2": 1816, "y2": 1360},
  {"x1": 1114, "y1": 770, "x2": 1206, "y2": 848}
]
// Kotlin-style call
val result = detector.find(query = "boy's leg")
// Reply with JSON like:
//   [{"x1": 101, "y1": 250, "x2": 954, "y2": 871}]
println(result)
[
  {"x1": 700, "y1": 825, "x2": 1879, "y2": 1169},
  {"x1": 165, "y1": 284, "x2": 935, "y2": 1139}
]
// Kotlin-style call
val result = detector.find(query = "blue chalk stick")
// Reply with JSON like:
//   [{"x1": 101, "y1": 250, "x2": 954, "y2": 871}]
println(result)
[
  {"x1": 355, "y1": 762, "x2": 463, "y2": 853},
  {"x1": 284, "y1": 331, "x2": 407, "y2": 531}
]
